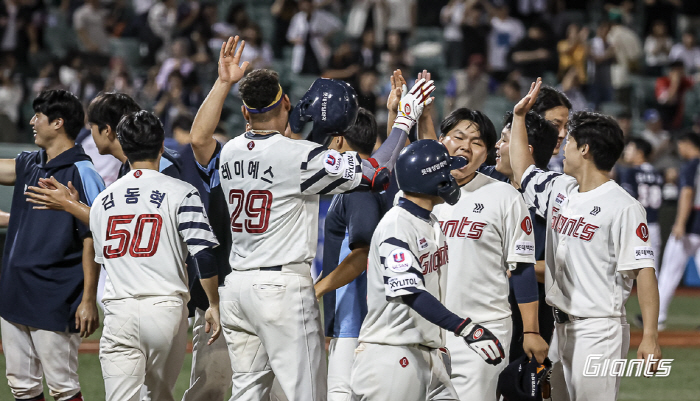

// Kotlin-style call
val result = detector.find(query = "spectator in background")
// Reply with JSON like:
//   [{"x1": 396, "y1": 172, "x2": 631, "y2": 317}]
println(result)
[
  {"x1": 587, "y1": 20, "x2": 614, "y2": 109},
  {"x1": 482, "y1": 0, "x2": 525, "y2": 82},
  {"x1": 345, "y1": 0, "x2": 387, "y2": 47},
  {"x1": 642, "y1": 0, "x2": 680, "y2": 38},
  {"x1": 271, "y1": 0, "x2": 297, "y2": 58},
  {"x1": 640, "y1": 108, "x2": 673, "y2": 163},
  {"x1": 444, "y1": 54, "x2": 489, "y2": 114},
  {"x1": 212, "y1": 4, "x2": 250, "y2": 43},
  {"x1": 502, "y1": 79, "x2": 523, "y2": 103},
  {"x1": 607, "y1": 16, "x2": 642, "y2": 104},
  {"x1": 175, "y1": 0, "x2": 201, "y2": 39},
  {"x1": 378, "y1": 31, "x2": 413, "y2": 76},
  {"x1": 239, "y1": 23, "x2": 273, "y2": 71},
  {"x1": 656, "y1": 60, "x2": 694, "y2": 130},
  {"x1": 644, "y1": 20, "x2": 674, "y2": 76},
  {"x1": 508, "y1": 20, "x2": 557, "y2": 82},
  {"x1": 73, "y1": 0, "x2": 111, "y2": 57},
  {"x1": 603, "y1": 0, "x2": 634, "y2": 26},
  {"x1": 358, "y1": 30, "x2": 380, "y2": 70},
  {"x1": 616, "y1": 109, "x2": 633, "y2": 138},
  {"x1": 0, "y1": 53, "x2": 22, "y2": 128},
  {"x1": 148, "y1": 0, "x2": 178, "y2": 60},
  {"x1": 559, "y1": 66, "x2": 588, "y2": 111},
  {"x1": 679, "y1": 0, "x2": 700, "y2": 37},
  {"x1": 386, "y1": 0, "x2": 416, "y2": 44},
  {"x1": 323, "y1": 41, "x2": 361, "y2": 89},
  {"x1": 557, "y1": 23, "x2": 589, "y2": 83},
  {"x1": 460, "y1": 2, "x2": 488, "y2": 64},
  {"x1": 2, "y1": 0, "x2": 46, "y2": 64},
  {"x1": 154, "y1": 71, "x2": 199, "y2": 136},
  {"x1": 514, "y1": 0, "x2": 548, "y2": 26},
  {"x1": 287, "y1": 0, "x2": 342, "y2": 74},
  {"x1": 441, "y1": 0, "x2": 469, "y2": 69},
  {"x1": 156, "y1": 38, "x2": 195, "y2": 91},
  {"x1": 669, "y1": 30, "x2": 700, "y2": 75},
  {"x1": 357, "y1": 69, "x2": 378, "y2": 114}
]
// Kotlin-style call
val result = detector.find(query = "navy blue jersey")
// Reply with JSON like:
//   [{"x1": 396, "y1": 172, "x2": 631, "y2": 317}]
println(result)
[
  {"x1": 322, "y1": 191, "x2": 385, "y2": 338},
  {"x1": 618, "y1": 163, "x2": 664, "y2": 224},
  {"x1": 680, "y1": 158, "x2": 700, "y2": 234},
  {"x1": 0, "y1": 146, "x2": 105, "y2": 332},
  {"x1": 118, "y1": 147, "x2": 182, "y2": 179}
]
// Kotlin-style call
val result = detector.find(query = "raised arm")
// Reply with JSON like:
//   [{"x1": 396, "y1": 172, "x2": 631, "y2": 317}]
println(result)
[
  {"x1": 191, "y1": 36, "x2": 249, "y2": 166},
  {"x1": 0, "y1": 159, "x2": 16, "y2": 186},
  {"x1": 510, "y1": 78, "x2": 541, "y2": 185},
  {"x1": 416, "y1": 70, "x2": 437, "y2": 141}
]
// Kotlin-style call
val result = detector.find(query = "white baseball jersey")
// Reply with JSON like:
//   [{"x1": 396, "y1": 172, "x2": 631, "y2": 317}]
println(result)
[
  {"x1": 520, "y1": 165, "x2": 655, "y2": 318},
  {"x1": 359, "y1": 199, "x2": 449, "y2": 349},
  {"x1": 91, "y1": 169, "x2": 219, "y2": 302},
  {"x1": 218, "y1": 133, "x2": 362, "y2": 271},
  {"x1": 433, "y1": 173, "x2": 536, "y2": 323}
]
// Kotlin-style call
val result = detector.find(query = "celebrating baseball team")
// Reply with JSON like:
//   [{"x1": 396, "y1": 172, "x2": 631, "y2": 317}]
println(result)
[{"x1": 0, "y1": 34, "x2": 662, "y2": 401}]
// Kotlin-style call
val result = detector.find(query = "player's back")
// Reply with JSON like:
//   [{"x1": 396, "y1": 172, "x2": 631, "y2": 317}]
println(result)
[
  {"x1": 218, "y1": 133, "x2": 361, "y2": 272},
  {"x1": 91, "y1": 169, "x2": 215, "y2": 302},
  {"x1": 619, "y1": 163, "x2": 664, "y2": 223}
]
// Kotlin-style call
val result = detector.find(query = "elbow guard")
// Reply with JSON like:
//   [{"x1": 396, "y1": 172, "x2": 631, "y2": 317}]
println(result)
[{"x1": 359, "y1": 158, "x2": 390, "y2": 192}]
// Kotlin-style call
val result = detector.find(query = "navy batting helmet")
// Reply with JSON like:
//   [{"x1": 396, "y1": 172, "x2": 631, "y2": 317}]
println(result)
[
  {"x1": 497, "y1": 355, "x2": 552, "y2": 401},
  {"x1": 395, "y1": 140, "x2": 467, "y2": 206},
  {"x1": 289, "y1": 78, "x2": 359, "y2": 145}
]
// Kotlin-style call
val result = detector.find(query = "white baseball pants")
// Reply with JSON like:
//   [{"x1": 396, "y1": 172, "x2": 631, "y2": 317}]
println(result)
[
  {"x1": 657, "y1": 233, "x2": 700, "y2": 324},
  {"x1": 219, "y1": 269, "x2": 327, "y2": 401},
  {"x1": 327, "y1": 337, "x2": 359, "y2": 401},
  {"x1": 446, "y1": 316, "x2": 511, "y2": 401},
  {"x1": 181, "y1": 307, "x2": 233, "y2": 401},
  {"x1": 547, "y1": 317, "x2": 630, "y2": 401},
  {"x1": 99, "y1": 296, "x2": 188, "y2": 401},
  {"x1": 350, "y1": 342, "x2": 458, "y2": 401},
  {"x1": 1, "y1": 318, "x2": 82, "y2": 401}
]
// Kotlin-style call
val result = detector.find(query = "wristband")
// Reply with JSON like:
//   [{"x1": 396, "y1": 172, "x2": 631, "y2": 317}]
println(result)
[{"x1": 523, "y1": 331, "x2": 540, "y2": 335}]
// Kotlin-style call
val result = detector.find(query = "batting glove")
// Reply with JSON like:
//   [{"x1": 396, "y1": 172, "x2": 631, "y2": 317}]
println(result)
[
  {"x1": 456, "y1": 319, "x2": 505, "y2": 365},
  {"x1": 392, "y1": 78, "x2": 435, "y2": 134}
]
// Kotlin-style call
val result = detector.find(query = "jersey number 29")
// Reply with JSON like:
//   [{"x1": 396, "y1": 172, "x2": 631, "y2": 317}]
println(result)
[
  {"x1": 229, "y1": 189, "x2": 272, "y2": 233},
  {"x1": 104, "y1": 214, "x2": 163, "y2": 259}
]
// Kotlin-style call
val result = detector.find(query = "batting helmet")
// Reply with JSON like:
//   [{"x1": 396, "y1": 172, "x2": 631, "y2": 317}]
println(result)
[
  {"x1": 497, "y1": 355, "x2": 552, "y2": 401},
  {"x1": 288, "y1": 78, "x2": 359, "y2": 145},
  {"x1": 394, "y1": 140, "x2": 467, "y2": 206}
]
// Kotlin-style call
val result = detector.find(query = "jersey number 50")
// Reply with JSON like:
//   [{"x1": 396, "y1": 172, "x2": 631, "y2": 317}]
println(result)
[
  {"x1": 229, "y1": 189, "x2": 272, "y2": 233},
  {"x1": 104, "y1": 214, "x2": 163, "y2": 259}
]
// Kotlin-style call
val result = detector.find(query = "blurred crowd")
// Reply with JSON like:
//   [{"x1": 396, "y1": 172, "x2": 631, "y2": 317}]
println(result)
[{"x1": 1, "y1": 0, "x2": 700, "y2": 183}]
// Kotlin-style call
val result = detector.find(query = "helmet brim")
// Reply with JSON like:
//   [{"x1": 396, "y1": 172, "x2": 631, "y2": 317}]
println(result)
[{"x1": 449, "y1": 155, "x2": 468, "y2": 171}]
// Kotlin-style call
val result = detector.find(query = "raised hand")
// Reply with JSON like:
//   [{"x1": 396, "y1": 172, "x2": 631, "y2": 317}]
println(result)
[
  {"x1": 392, "y1": 78, "x2": 436, "y2": 133},
  {"x1": 514, "y1": 77, "x2": 542, "y2": 117},
  {"x1": 218, "y1": 36, "x2": 250, "y2": 85},
  {"x1": 26, "y1": 176, "x2": 80, "y2": 211},
  {"x1": 387, "y1": 69, "x2": 407, "y2": 112},
  {"x1": 417, "y1": 69, "x2": 435, "y2": 120}
]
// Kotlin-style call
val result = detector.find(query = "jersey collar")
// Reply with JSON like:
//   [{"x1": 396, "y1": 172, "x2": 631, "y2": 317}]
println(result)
[
  {"x1": 398, "y1": 197, "x2": 432, "y2": 222},
  {"x1": 244, "y1": 131, "x2": 279, "y2": 140}
]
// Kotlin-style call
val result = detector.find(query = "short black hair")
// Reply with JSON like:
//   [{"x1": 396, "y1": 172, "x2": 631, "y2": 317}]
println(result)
[
  {"x1": 343, "y1": 108, "x2": 377, "y2": 155},
  {"x1": 87, "y1": 92, "x2": 141, "y2": 132},
  {"x1": 117, "y1": 111, "x2": 164, "y2": 162},
  {"x1": 238, "y1": 69, "x2": 282, "y2": 122},
  {"x1": 567, "y1": 111, "x2": 624, "y2": 171},
  {"x1": 32, "y1": 89, "x2": 85, "y2": 140},
  {"x1": 503, "y1": 111, "x2": 559, "y2": 170},
  {"x1": 678, "y1": 131, "x2": 700, "y2": 150},
  {"x1": 440, "y1": 108, "x2": 497, "y2": 151},
  {"x1": 532, "y1": 86, "x2": 572, "y2": 116},
  {"x1": 627, "y1": 137, "x2": 653, "y2": 160},
  {"x1": 172, "y1": 114, "x2": 194, "y2": 132}
]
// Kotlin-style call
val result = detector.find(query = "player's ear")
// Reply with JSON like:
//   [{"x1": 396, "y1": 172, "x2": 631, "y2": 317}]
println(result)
[
  {"x1": 104, "y1": 124, "x2": 114, "y2": 140},
  {"x1": 52, "y1": 117, "x2": 64, "y2": 131},
  {"x1": 241, "y1": 105, "x2": 250, "y2": 123},
  {"x1": 282, "y1": 94, "x2": 291, "y2": 111},
  {"x1": 528, "y1": 144, "x2": 534, "y2": 155}
]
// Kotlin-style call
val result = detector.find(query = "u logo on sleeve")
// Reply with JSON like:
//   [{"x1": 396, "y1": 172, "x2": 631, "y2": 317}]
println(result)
[
  {"x1": 387, "y1": 248, "x2": 413, "y2": 272},
  {"x1": 323, "y1": 149, "x2": 345, "y2": 176}
]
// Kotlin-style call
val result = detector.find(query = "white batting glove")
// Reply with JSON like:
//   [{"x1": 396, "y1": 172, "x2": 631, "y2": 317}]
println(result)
[
  {"x1": 456, "y1": 319, "x2": 505, "y2": 365},
  {"x1": 392, "y1": 78, "x2": 435, "y2": 134}
]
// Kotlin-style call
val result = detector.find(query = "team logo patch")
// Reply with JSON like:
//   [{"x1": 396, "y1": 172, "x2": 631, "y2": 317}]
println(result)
[
  {"x1": 473, "y1": 328, "x2": 484, "y2": 340},
  {"x1": 590, "y1": 206, "x2": 601, "y2": 216},
  {"x1": 521, "y1": 216, "x2": 533, "y2": 235},
  {"x1": 387, "y1": 248, "x2": 412, "y2": 272},
  {"x1": 636, "y1": 223, "x2": 649, "y2": 242},
  {"x1": 247, "y1": 141, "x2": 255, "y2": 150},
  {"x1": 400, "y1": 357, "x2": 409, "y2": 368},
  {"x1": 555, "y1": 193, "x2": 566, "y2": 205},
  {"x1": 323, "y1": 149, "x2": 344, "y2": 176},
  {"x1": 134, "y1": 170, "x2": 142, "y2": 178},
  {"x1": 417, "y1": 237, "x2": 429, "y2": 251},
  {"x1": 473, "y1": 203, "x2": 484, "y2": 213}
]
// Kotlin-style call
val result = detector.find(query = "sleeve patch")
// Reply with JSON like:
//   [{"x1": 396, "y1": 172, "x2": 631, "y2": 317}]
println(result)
[
  {"x1": 387, "y1": 273, "x2": 421, "y2": 292},
  {"x1": 416, "y1": 237, "x2": 429, "y2": 251},
  {"x1": 323, "y1": 149, "x2": 345, "y2": 176},
  {"x1": 514, "y1": 240, "x2": 535, "y2": 255},
  {"x1": 636, "y1": 223, "x2": 649, "y2": 242},
  {"x1": 342, "y1": 153, "x2": 358, "y2": 180},
  {"x1": 521, "y1": 216, "x2": 533, "y2": 235},
  {"x1": 634, "y1": 246, "x2": 654, "y2": 260},
  {"x1": 386, "y1": 248, "x2": 413, "y2": 272}
]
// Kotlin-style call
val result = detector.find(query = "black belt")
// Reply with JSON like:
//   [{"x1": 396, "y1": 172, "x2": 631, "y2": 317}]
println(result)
[
  {"x1": 552, "y1": 308, "x2": 589, "y2": 324},
  {"x1": 260, "y1": 266, "x2": 282, "y2": 271}
]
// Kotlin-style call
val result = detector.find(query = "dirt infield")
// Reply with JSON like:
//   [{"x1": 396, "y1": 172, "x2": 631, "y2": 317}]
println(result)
[{"x1": 0, "y1": 332, "x2": 698, "y2": 354}]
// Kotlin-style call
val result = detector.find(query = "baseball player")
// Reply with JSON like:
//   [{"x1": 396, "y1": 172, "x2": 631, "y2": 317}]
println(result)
[
  {"x1": 509, "y1": 79, "x2": 661, "y2": 401},
  {"x1": 0, "y1": 89, "x2": 105, "y2": 401},
  {"x1": 188, "y1": 36, "x2": 429, "y2": 400},
  {"x1": 654, "y1": 131, "x2": 700, "y2": 331},
  {"x1": 311, "y1": 108, "x2": 388, "y2": 401},
  {"x1": 618, "y1": 138, "x2": 664, "y2": 273},
  {"x1": 530, "y1": 86, "x2": 572, "y2": 173},
  {"x1": 351, "y1": 139, "x2": 505, "y2": 401},
  {"x1": 89, "y1": 110, "x2": 222, "y2": 401},
  {"x1": 431, "y1": 108, "x2": 548, "y2": 400}
]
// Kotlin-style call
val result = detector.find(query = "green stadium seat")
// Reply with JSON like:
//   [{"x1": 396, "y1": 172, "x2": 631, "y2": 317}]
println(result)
[{"x1": 110, "y1": 38, "x2": 142, "y2": 69}]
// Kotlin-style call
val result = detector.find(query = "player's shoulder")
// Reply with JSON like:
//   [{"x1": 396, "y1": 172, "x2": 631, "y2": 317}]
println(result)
[
  {"x1": 476, "y1": 173, "x2": 521, "y2": 197},
  {"x1": 606, "y1": 181, "x2": 644, "y2": 209}
]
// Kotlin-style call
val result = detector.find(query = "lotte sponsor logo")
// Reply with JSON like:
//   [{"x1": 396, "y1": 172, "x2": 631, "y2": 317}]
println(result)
[
  {"x1": 636, "y1": 223, "x2": 649, "y2": 242},
  {"x1": 521, "y1": 216, "x2": 533, "y2": 235},
  {"x1": 399, "y1": 357, "x2": 409, "y2": 368}
]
